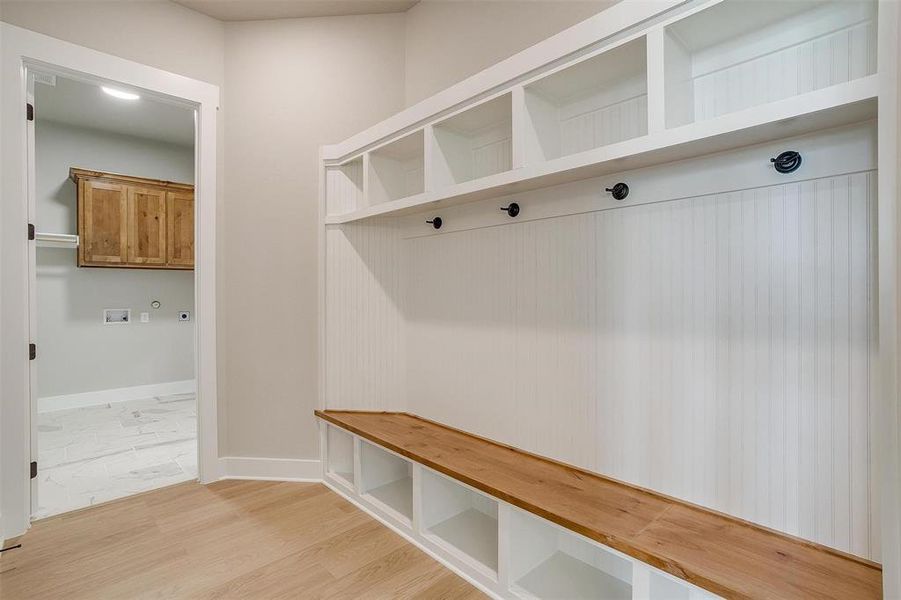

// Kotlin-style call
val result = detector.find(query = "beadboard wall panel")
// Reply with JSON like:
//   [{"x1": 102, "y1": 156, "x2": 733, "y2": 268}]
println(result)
[
  {"x1": 325, "y1": 222, "x2": 405, "y2": 411},
  {"x1": 406, "y1": 226, "x2": 518, "y2": 440},
  {"x1": 322, "y1": 125, "x2": 879, "y2": 560},
  {"x1": 559, "y1": 93, "x2": 648, "y2": 157},
  {"x1": 404, "y1": 161, "x2": 425, "y2": 199},
  {"x1": 404, "y1": 171, "x2": 878, "y2": 560},
  {"x1": 471, "y1": 127, "x2": 513, "y2": 181}
]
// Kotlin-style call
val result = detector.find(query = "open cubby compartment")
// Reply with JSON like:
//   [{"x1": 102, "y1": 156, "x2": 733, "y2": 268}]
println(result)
[
  {"x1": 325, "y1": 156, "x2": 364, "y2": 217},
  {"x1": 325, "y1": 425, "x2": 354, "y2": 490},
  {"x1": 509, "y1": 508, "x2": 632, "y2": 600},
  {"x1": 431, "y1": 93, "x2": 513, "y2": 188},
  {"x1": 523, "y1": 37, "x2": 647, "y2": 163},
  {"x1": 664, "y1": 0, "x2": 877, "y2": 128},
  {"x1": 368, "y1": 130, "x2": 425, "y2": 205},
  {"x1": 420, "y1": 468, "x2": 499, "y2": 577},
  {"x1": 359, "y1": 441, "x2": 414, "y2": 525}
]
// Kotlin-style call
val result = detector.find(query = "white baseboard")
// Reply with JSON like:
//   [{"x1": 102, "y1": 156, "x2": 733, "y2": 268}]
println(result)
[
  {"x1": 38, "y1": 379, "x2": 196, "y2": 413},
  {"x1": 219, "y1": 456, "x2": 322, "y2": 482}
]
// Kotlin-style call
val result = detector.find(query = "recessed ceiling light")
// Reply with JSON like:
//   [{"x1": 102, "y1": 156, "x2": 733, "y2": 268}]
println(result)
[{"x1": 101, "y1": 86, "x2": 140, "y2": 101}]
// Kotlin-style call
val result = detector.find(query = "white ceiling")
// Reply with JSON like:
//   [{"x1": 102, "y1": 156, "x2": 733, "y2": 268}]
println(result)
[
  {"x1": 34, "y1": 75, "x2": 195, "y2": 147},
  {"x1": 173, "y1": 0, "x2": 420, "y2": 21}
]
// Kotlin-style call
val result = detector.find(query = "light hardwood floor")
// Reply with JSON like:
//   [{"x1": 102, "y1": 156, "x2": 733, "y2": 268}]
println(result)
[{"x1": 0, "y1": 480, "x2": 485, "y2": 599}]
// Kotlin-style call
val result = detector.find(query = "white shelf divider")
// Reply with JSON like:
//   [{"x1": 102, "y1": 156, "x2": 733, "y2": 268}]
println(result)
[
  {"x1": 352, "y1": 436, "x2": 362, "y2": 495},
  {"x1": 324, "y1": 424, "x2": 354, "y2": 491},
  {"x1": 645, "y1": 28, "x2": 666, "y2": 135}
]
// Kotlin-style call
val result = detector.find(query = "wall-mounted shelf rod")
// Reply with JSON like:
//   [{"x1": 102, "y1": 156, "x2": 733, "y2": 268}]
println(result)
[{"x1": 35, "y1": 232, "x2": 79, "y2": 248}]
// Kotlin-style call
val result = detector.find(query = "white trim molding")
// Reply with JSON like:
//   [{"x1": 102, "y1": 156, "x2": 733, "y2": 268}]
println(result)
[
  {"x1": 877, "y1": 0, "x2": 901, "y2": 596},
  {"x1": 38, "y1": 379, "x2": 196, "y2": 413},
  {"x1": 220, "y1": 457, "x2": 322, "y2": 482},
  {"x1": 1, "y1": 22, "x2": 220, "y2": 541}
]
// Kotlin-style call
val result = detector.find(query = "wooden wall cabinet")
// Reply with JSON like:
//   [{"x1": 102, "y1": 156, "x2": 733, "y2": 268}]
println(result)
[{"x1": 71, "y1": 168, "x2": 194, "y2": 270}]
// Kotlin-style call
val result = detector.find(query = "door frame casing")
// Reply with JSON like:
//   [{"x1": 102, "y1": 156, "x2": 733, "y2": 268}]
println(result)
[{"x1": 0, "y1": 22, "x2": 220, "y2": 540}]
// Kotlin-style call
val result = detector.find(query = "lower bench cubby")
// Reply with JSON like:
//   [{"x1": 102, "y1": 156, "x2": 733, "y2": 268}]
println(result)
[
  {"x1": 325, "y1": 425, "x2": 354, "y2": 489},
  {"x1": 509, "y1": 508, "x2": 632, "y2": 600},
  {"x1": 421, "y1": 468, "x2": 499, "y2": 577},
  {"x1": 359, "y1": 440, "x2": 414, "y2": 525}
]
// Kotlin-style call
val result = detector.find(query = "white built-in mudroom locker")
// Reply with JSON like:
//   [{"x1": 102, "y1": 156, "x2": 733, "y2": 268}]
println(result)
[{"x1": 316, "y1": 0, "x2": 899, "y2": 598}]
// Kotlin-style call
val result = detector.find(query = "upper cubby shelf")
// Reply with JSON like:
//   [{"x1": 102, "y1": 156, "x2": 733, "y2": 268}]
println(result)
[
  {"x1": 432, "y1": 93, "x2": 513, "y2": 187},
  {"x1": 664, "y1": 0, "x2": 877, "y2": 127},
  {"x1": 369, "y1": 130, "x2": 425, "y2": 205},
  {"x1": 523, "y1": 37, "x2": 648, "y2": 163},
  {"x1": 321, "y1": 0, "x2": 880, "y2": 225}
]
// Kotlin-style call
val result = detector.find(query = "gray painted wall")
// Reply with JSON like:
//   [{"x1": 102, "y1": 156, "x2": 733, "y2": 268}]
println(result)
[{"x1": 35, "y1": 119, "x2": 195, "y2": 398}]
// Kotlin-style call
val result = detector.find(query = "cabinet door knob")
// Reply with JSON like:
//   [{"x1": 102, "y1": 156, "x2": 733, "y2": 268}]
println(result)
[{"x1": 425, "y1": 217, "x2": 442, "y2": 229}]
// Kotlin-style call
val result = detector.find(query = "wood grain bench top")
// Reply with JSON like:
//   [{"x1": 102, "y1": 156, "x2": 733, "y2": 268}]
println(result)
[{"x1": 315, "y1": 410, "x2": 882, "y2": 600}]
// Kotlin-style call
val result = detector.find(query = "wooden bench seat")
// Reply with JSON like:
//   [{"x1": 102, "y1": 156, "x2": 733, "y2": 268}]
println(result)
[{"x1": 315, "y1": 410, "x2": 882, "y2": 600}]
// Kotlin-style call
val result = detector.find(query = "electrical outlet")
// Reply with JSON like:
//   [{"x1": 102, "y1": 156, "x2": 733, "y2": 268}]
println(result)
[
  {"x1": 140, "y1": 312, "x2": 150, "y2": 323},
  {"x1": 178, "y1": 311, "x2": 191, "y2": 322}
]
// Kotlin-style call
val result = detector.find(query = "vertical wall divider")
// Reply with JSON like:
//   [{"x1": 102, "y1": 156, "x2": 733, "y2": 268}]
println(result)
[
  {"x1": 318, "y1": 420, "x2": 328, "y2": 480},
  {"x1": 511, "y1": 86, "x2": 527, "y2": 170},
  {"x1": 644, "y1": 29, "x2": 666, "y2": 135},
  {"x1": 497, "y1": 502, "x2": 511, "y2": 592},
  {"x1": 422, "y1": 124, "x2": 435, "y2": 193},
  {"x1": 361, "y1": 152, "x2": 372, "y2": 208},
  {"x1": 412, "y1": 463, "x2": 424, "y2": 534},
  {"x1": 632, "y1": 562, "x2": 651, "y2": 600},
  {"x1": 352, "y1": 436, "x2": 362, "y2": 495}
]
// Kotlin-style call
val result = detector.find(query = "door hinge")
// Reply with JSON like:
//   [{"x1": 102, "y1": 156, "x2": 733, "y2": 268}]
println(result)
[
  {"x1": 26, "y1": 103, "x2": 34, "y2": 121},
  {"x1": 29, "y1": 343, "x2": 36, "y2": 360},
  {"x1": 28, "y1": 223, "x2": 35, "y2": 241},
  {"x1": 30, "y1": 461, "x2": 37, "y2": 479}
]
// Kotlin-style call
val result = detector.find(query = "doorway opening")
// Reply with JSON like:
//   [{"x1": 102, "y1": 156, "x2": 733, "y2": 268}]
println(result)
[{"x1": 30, "y1": 72, "x2": 198, "y2": 519}]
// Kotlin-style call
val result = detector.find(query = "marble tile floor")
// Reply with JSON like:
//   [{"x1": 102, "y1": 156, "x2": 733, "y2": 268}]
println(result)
[{"x1": 33, "y1": 392, "x2": 197, "y2": 520}]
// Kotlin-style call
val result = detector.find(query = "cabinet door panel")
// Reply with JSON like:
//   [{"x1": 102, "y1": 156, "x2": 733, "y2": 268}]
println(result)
[
  {"x1": 167, "y1": 190, "x2": 194, "y2": 269},
  {"x1": 127, "y1": 187, "x2": 167, "y2": 265},
  {"x1": 80, "y1": 180, "x2": 127, "y2": 265}
]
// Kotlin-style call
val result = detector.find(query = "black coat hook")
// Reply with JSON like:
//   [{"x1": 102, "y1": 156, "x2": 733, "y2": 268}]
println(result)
[
  {"x1": 500, "y1": 202, "x2": 520, "y2": 218},
  {"x1": 771, "y1": 150, "x2": 802, "y2": 174},
  {"x1": 605, "y1": 182, "x2": 629, "y2": 200},
  {"x1": 426, "y1": 217, "x2": 442, "y2": 230}
]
